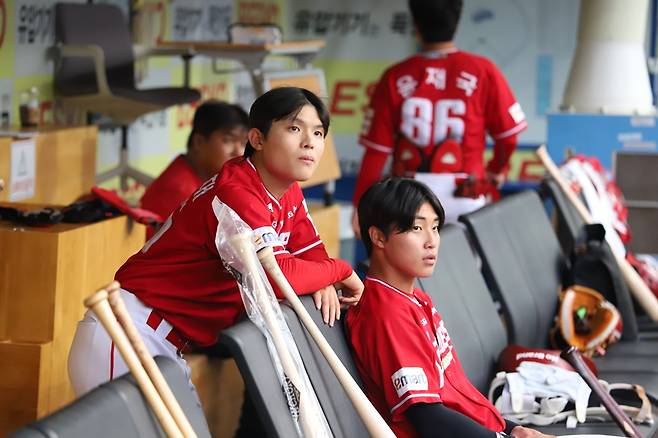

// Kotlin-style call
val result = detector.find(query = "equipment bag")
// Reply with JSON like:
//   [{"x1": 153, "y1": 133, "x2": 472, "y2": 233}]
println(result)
[{"x1": 488, "y1": 361, "x2": 653, "y2": 429}]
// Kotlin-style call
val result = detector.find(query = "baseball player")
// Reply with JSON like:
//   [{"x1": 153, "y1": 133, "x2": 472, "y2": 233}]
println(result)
[
  {"x1": 346, "y1": 178, "x2": 552, "y2": 438},
  {"x1": 140, "y1": 100, "x2": 248, "y2": 223},
  {"x1": 352, "y1": 0, "x2": 527, "y2": 230},
  {"x1": 68, "y1": 87, "x2": 364, "y2": 396}
]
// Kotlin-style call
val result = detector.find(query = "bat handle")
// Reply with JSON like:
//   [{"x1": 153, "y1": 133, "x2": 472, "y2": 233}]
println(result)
[
  {"x1": 256, "y1": 244, "x2": 396, "y2": 438},
  {"x1": 106, "y1": 284, "x2": 198, "y2": 438},
  {"x1": 561, "y1": 347, "x2": 642, "y2": 438},
  {"x1": 231, "y1": 234, "x2": 318, "y2": 438},
  {"x1": 84, "y1": 289, "x2": 184, "y2": 438}
]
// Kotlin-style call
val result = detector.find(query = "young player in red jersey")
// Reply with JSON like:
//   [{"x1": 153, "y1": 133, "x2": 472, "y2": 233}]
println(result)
[
  {"x1": 346, "y1": 178, "x2": 552, "y2": 438},
  {"x1": 68, "y1": 87, "x2": 364, "y2": 395},
  {"x1": 140, "y1": 100, "x2": 249, "y2": 221},
  {"x1": 352, "y1": 0, "x2": 527, "y2": 232}
]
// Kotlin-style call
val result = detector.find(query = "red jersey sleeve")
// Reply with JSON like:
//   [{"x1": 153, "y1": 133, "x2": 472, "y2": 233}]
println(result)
[
  {"x1": 364, "y1": 309, "x2": 443, "y2": 420},
  {"x1": 484, "y1": 64, "x2": 526, "y2": 175},
  {"x1": 484, "y1": 63, "x2": 527, "y2": 142},
  {"x1": 214, "y1": 182, "x2": 288, "y2": 254},
  {"x1": 285, "y1": 196, "x2": 325, "y2": 257},
  {"x1": 211, "y1": 181, "x2": 352, "y2": 298},
  {"x1": 352, "y1": 147, "x2": 390, "y2": 207},
  {"x1": 359, "y1": 70, "x2": 399, "y2": 154}
]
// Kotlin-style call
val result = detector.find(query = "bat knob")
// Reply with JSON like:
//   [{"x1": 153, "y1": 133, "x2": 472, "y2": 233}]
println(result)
[{"x1": 84, "y1": 289, "x2": 109, "y2": 308}]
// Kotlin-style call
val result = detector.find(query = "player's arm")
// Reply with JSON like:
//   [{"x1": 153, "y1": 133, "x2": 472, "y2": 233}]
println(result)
[
  {"x1": 486, "y1": 134, "x2": 518, "y2": 186},
  {"x1": 283, "y1": 196, "x2": 363, "y2": 324},
  {"x1": 484, "y1": 62, "x2": 527, "y2": 185},
  {"x1": 406, "y1": 403, "x2": 507, "y2": 437},
  {"x1": 213, "y1": 185, "x2": 357, "y2": 302},
  {"x1": 276, "y1": 254, "x2": 360, "y2": 325},
  {"x1": 351, "y1": 148, "x2": 390, "y2": 239},
  {"x1": 407, "y1": 406, "x2": 549, "y2": 438},
  {"x1": 352, "y1": 70, "x2": 398, "y2": 237}
]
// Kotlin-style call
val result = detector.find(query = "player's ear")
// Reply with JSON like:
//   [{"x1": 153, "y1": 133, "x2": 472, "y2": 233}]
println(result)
[
  {"x1": 189, "y1": 132, "x2": 204, "y2": 152},
  {"x1": 368, "y1": 226, "x2": 386, "y2": 249},
  {"x1": 247, "y1": 128, "x2": 264, "y2": 152}
]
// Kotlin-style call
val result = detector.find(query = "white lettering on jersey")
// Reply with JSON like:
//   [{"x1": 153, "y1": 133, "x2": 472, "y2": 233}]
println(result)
[
  {"x1": 435, "y1": 320, "x2": 452, "y2": 355},
  {"x1": 267, "y1": 202, "x2": 274, "y2": 213},
  {"x1": 361, "y1": 107, "x2": 374, "y2": 136},
  {"x1": 429, "y1": 318, "x2": 454, "y2": 388},
  {"x1": 456, "y1": 71, "x2": 478, "y2": 96},
  {"x1": 391, "y1": 367, "x2": 428, "y2": 397},
  {"x1": 400, "y1": 97, "x2": 465, "y2": 146},
  {"x1": 279, "y1": 232, "x2": 290, "y2": 246},
  {"x1": 434, "y1": 99, "x2": 465, "y2": 143},
  {"x1": 401, "y1": 97, "x2": 433, "y2": 146},
  {"x1": 253, "y1": 226, "x2": 281, "y2": 250},
  {"x1": 192, "y1": 175, "x2": 217, "y2": 203},
  {"x1": 508, "y1": 102, "x2": 525, "y2": 124},
  {"x1": 396, "y1": 74, "x2": 418, "y2": 98},
  {"x1": 425, "y1": 67, "x2": 446, "y2": 90}
]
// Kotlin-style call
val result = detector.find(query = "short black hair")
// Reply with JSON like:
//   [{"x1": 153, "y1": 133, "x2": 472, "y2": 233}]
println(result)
[
  {"x1": 408, "y1": 0, "x2": 463, "y2": 43},
  {"x1": 243, "y1": 87, "x2": 330, "y2": 157},
  {"x1": 358, "y1": 177, "x2": 445, "y2": 256},
  {"x1": 187, "y1": 100, "x2": 249, "y2": 149}
]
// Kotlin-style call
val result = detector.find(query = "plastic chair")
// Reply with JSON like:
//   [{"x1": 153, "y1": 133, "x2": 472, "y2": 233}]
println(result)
[{"x1": 54, "y1": 3, "x2": 201, "y2": 189}]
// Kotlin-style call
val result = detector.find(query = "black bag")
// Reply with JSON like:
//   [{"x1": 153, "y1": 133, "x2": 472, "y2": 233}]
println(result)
[{"x1": 563, "y1": 223, "x2": 638, "y2": 341}]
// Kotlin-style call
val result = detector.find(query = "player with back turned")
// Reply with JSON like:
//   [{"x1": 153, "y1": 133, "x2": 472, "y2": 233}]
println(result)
[{"x1": 352, "y1": 0, "x2": 527, "y2": 230}]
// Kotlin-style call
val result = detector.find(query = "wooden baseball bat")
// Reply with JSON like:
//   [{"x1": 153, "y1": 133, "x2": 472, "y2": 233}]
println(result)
[
  {"x1": 229, "y1": 233, "x2": 320, "y2": 438},
  {"x1": 105, "y1": 282, "x2": 198, "y2": 438},
  {"x1": 536, "y1": 145, "x2": 658, "y2": 322},
  {"x1": 255, "y1": 242, "x2": 396, "y2": 438},
  {"x1": 561, "y1": 347, "x2": 643, "y2": 438},
  {"x1": 84, "y1": 288, "x2": 183, "y2": 438}
]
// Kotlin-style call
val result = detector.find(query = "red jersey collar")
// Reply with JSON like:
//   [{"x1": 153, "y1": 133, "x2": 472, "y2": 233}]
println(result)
[
  {"x1": 365, "y1": 276, "x2": 422, "y2": 307},
  {"x1": 245, "y1": 157, "x2": 282, "y2": 210},
  {"x1": 421, "y1": 47, "x2": 459, "y2": 58}
]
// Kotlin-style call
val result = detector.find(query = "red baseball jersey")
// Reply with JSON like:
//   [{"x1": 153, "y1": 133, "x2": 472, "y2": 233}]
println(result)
[
  {"x1": 140, "y1": 154, "x2": 203, "y2": 220},
  {"x1": 346, "y1": 277, "x2": 505, "y2": 437},
  {"x1": 360, "y1": 48, "x2": 527, "y2": 178},
  {"x1": 116, "y1": 157, "x2": 352, "y2": 347}
]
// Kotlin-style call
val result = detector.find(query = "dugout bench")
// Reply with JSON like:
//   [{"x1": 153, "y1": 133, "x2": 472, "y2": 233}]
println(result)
[{"x1": 220, "y1": 218, "x2": 658, "y2": 436}]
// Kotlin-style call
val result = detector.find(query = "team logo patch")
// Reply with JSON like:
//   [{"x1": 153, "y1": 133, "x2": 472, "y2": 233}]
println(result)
[
  {"x1": 253, "y1": 226, "x2": 281, "y2": 250},
  {"x1": 509, "y1": 102, "x2": 525, "y2": 124},
  {"x1": 391, "y1": 367, "x2": 428, "y2": 397}
]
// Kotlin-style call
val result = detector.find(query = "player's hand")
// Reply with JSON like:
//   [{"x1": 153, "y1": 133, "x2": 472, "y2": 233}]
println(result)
[
  {"x1": 486, "y1": 171, "x2": 506, "y2": 188},
  {"x1": 510, "y1": 426, "x2": 555, "y2": 438},
  {"x1": 335, "y1": 270, "x2": 364, "y2": 308},
  {"x1": 312, "y1": 285, "x2": 341, "y2": 327},
  {"x1": 351, "y1": 209, "x2": 361, "y2": 240}
]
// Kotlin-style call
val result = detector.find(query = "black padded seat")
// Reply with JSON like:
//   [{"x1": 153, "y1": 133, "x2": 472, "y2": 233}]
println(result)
[
  {"x1": 8, "y1": 356, "x2": 210, "y2": 438},
  {"x1": 459, "y1": 191, "x2": 658, "y2": 383},
  {"x1": 221, "y1": 296, "x2": 371, "y2": 438},
  {"x1": 420, "y1": 225, "x2": 658, "y2": 437}
]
